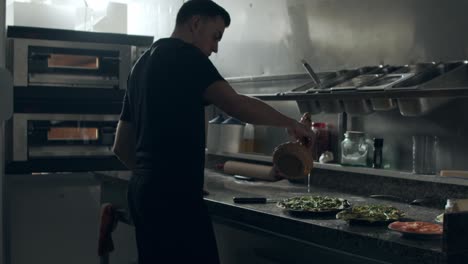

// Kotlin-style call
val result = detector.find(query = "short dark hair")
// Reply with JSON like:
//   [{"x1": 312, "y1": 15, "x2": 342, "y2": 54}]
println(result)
[{"x1": 176, "y1": 0, "x2": 231, "y2": 27}]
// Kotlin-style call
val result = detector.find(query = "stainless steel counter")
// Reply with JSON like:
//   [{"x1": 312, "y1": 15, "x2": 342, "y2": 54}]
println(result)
[{"x1": 97, "y1": 169, "x2": 449, "y2": 263}]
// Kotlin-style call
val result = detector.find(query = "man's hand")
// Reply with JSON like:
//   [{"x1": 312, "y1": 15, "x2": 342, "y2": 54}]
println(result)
[
  {"x1": 204, "y1": 81, "x2": 316, "y2": 147},
  {"x1": 287, "y1": 113, "x2": 315, "y2": 150}
]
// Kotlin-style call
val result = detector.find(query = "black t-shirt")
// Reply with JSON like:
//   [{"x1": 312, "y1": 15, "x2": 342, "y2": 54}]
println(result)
[{"x1": 120, "y1": 38, "x2": 224, "y2": 193}]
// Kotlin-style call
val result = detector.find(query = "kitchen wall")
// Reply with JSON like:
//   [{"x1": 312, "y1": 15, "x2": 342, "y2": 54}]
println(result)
[
  {"x1": 8, "y1": 0, "x2": 467, "y2": 76},
  {"x1": 5, "y1": 0, "x2": 184, "y2": 35},
  {"x1": 212, "y1": 0, "x2": 468, "y2": 77},
  {"x1": 7, "y1": 0, "x2": 468, "y2": 76},
  {"x1": 206, "y1": 0, "x2": 468, "y2": 172}
]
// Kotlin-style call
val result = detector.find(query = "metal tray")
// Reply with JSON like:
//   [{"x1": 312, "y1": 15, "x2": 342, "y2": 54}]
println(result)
[
  {"x1": 316, "y1": 68, "x2": 377, "y2": 92},
  {"x1": 390, "y1": 62, "x2": 462, "y2": 90},
  {"x1": 317, "y1": 66, "x2": 379, "y2": 114},
  {"x1": 330, "y1": 65, "x2": 399, "y2": 91},
  {"x1": 286, "y1": 72, "x2": 337, "y2": 94},
  {"x1": 342, "y1": 98, "x2": 374, "y2": 115},
  {"x1": 331, "y1": 74, "x2": 383, "y2": 91},
  {"x1": 392, "y1": 61, "x2": 467, "y2": 116},
  {"x1": 357, "y1": 62, "x2": 437, "y2": 112},
  {"x1": 296, "y1": 100, "x2": 320, "y2": 115},
  {"x1": 331, "y1": 66, "x2": 398, "y2": 114},
  {"x1": 418, "y1": 61, "x2": 468, "y2": 88},
  {"x1": 391, "y1": 62, "x2": 437, "y2": 75},
  {"x1": 293, "y1": 69, "x2": 366, "y2": 114},
  {"x1": 358, "y1": 73, "x2": 415, "y2": 111},
  {"x1": 229, "y1": 74, "x2": 312, "y2": 95},
  {"x1": 289, "y1": 71, "x2": 340, "y2": 114},
  {"x1": 358, "y1": 73, "x2": 415, "y2": 91}
]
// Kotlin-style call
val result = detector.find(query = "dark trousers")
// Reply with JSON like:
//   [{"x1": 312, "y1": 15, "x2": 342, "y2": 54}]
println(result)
[{"x1": 128, "y1": 173, "x2": 220, "y2": 264}]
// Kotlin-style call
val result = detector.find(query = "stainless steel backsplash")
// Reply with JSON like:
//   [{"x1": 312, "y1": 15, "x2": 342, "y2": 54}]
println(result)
[
  {"x1": 211, "y1": 0, "x2": 468, "y2": 77},
  {"x1": 202, "y1": 0, "x2": 468, "y2": 171}
]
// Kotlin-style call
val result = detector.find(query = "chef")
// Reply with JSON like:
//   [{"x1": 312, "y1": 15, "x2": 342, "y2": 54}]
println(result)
[{"x1": 112, "y1": 0, "x2": 315, "y2": 263}]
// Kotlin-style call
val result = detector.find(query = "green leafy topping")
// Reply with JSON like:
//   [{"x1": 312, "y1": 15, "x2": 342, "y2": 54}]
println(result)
[
  {"x1": 277, "y1": 196, "x2": 350, "y2": 212},
  {"x1": 336, "y1": 205, "x2": 405, "y2": 222}
]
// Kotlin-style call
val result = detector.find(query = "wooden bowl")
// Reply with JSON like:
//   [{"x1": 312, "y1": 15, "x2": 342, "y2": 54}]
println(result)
[{"x1": 273, "y1": 141, "x2": 314, "y2": 180}]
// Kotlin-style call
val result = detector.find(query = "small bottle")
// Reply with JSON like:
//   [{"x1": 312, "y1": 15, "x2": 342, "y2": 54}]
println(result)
[
  {"x1": 312, "y1": 122, "x2": 330, "y2": 161},
  {"x1": 445, "y1": 199, "x2": 459, "y2": 213},
  {"x1": 372, "y1": 138, "x2": 384, "y2": 169}
]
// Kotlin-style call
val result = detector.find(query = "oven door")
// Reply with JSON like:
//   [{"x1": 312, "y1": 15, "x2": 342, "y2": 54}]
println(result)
[
  {"x1": 9, "y1": 38, "x2": 131, "y2": 89},
  {"x1": 11, "y1": 113, "x2": 119, "y2": 161},
  {"x1": 28, "y1": 46, "x2": 120, "y2": 88}
]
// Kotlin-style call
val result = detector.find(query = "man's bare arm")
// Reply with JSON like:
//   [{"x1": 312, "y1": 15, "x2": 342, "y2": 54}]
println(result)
[
  {"x1": 112, "y1": 120, "x2": 136, "y2": 170},
  {"x1": 204, "y1": 80, "x2": 314, "y2": 142},
  {"x1": 204, "y1": 80, "x2": 296, "y2": 127}
]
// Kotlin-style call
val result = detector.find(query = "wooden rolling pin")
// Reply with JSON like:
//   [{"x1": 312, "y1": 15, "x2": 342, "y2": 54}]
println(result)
[
  {"x1": 440, "y1": 170, "x2": 468, "y2": 178},
  {"x1": 223, "y1": 161, "x2": 280, "y2": 181}
]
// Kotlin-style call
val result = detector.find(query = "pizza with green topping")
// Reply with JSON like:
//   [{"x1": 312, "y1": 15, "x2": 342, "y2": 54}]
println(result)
[
  {"x1": 277, "y1": 196, "x2": 350, "y2": 213},
  {"x1": 336, "y1": 204, "x2": 405, "y2": 223}
]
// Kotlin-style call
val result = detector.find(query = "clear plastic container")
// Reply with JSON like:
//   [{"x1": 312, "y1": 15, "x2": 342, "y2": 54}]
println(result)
[
  {"x1": 206, "y1": 114, "x2": 225, "y2": 153},
  {"x1": 412, "y1": 135, "x2": 438, "y2": 174},
  {"x1": 241, "y1": 123, "x2": 255, "y2": 153},
  {"x1": 219, "y1": 117, "x2": 245, "y2": 153},
  {"x1": 341, "y1": 131, "x2": 370, "y2": 166}
]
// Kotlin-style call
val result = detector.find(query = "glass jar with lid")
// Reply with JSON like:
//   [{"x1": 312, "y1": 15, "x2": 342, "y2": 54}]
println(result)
[{"x1": 341, "y1": 131, "x2": 370, "y2": 166}]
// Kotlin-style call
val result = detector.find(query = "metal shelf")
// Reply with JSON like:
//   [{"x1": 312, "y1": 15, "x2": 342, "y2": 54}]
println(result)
[
  {"x1": 226, "y1": 73, "x2": 309, "y2": 84},
  {"x1": 248, "y1": 87, "x2": 468, "y2": 101},
  {"x1": 207, "y1": 151, "x2": 468, "y2": 187}
]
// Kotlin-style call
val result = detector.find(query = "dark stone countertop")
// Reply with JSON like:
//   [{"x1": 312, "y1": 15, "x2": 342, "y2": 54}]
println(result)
[{"x1": 96, "y1": 169, "x2": 447, "y2": 264}]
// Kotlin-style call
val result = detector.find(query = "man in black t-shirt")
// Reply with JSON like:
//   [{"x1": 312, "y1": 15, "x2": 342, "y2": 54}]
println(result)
[{"x1": 113, "y1": 1, "x2": 314, "y2": 263}]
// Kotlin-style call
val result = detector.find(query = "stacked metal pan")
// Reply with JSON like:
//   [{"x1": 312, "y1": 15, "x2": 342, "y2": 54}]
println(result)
[
  {"x1": 356, "y1": 62, "x2": 437, "y2": 112},
  {"x1": 389, "y1": 61, "x2": 467, "y2": 116},
  {"x1": 332, "y1": 65, "x2": 399, "y2": 115},
  {"x1": 288, "y1": 60, "x2": 468, "y2": 116}
]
